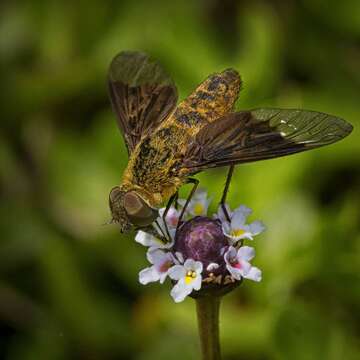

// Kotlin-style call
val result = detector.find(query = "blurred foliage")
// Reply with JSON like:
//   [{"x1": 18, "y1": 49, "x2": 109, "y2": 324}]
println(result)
[{"x1": 0, "y1": 0, "x2": 359, "y2": 359}]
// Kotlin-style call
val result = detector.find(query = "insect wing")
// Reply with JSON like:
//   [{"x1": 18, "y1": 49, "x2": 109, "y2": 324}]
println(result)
[
  {"x1": 183, "y1": 108, "x2": 353, "y2": 172},
  {"x1": 108, "y1": 51, "x2": 178, "y2": 154}
]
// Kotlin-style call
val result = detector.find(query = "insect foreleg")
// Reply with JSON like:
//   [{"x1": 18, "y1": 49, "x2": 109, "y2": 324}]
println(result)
[
  {"x1": 174, "y1": 192, "x2": 179, "y2": 210},
  {"x1": 220, "y1": 165, "x2": 235, "y2": 222},
  {"x1": 177, "y1": 178, "x2": 199, "y2": 228},
  {"x1": 162, "y1": 191, "x2": 179, "y2": 239},
  {"x1": 154, "y1": 219, "x2": 168, "y2": 240}
]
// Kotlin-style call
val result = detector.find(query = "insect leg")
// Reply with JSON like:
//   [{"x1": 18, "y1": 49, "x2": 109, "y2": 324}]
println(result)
[
  {"x1": 177, "y1": 178, "x2": 199, "y2": 228},
  {"x1": 162, "y1": 192, "x2": 178, "y2": 240},
  {"x1": 154, "y1": 219, "x2": 168, "y2": 240},
  {"x1": 174, "y1": 192, "x2": 179, "y2": 210},
  {"x1": 220, "y1": 165, "x2": 235, "y2": 222}
]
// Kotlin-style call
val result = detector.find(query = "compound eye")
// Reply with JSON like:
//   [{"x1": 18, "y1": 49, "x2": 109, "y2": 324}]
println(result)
[
  {"x1": 123, "y1": 192, "x2": 144, "y2": 216},
  {"x1": 123, "y1": 191, "x2": 158, "y2": 226}
]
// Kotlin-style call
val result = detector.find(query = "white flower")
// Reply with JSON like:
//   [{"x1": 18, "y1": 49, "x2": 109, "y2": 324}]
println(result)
[
  {"x1": 158, "y1": 206, "x2": 181, "y2": 228},
  {"x1": 168, "y1": 259, "x2": 203, "y2": 302},
  {"x1": 178, "y1": 189, "x2": 211, "y2": 217},
  {"x1": 135, "y1": 230, "x2": 174, "y2": 250},
  {"x1": 221, "y1": 205, "x2": 265, "y2": 244},
  {"x1": 224, "y1": 246, "x2": 262, "y2": 282},
  {"x1": 139, "y1": 249, "x2": 177, "y2": 285}
]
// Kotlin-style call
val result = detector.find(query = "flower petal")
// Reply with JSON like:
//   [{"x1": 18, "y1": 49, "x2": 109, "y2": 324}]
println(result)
[
  {"x1": 237, "y1": 246, "x2": 255, "y2": 262},
  {"x1": 146, "y1": 248, "x2": 166, "y2": 264},
  {"x1": 220, "y1": 246, "x2": 228, "y2": 256},
  {"x1": 170, "y1": 281, "x2": 192, "y2": 303},
  {"x1": 224, "y1": 246, "x2": 237, "y2": 261},
  {"x1": 168, "y1": 265, "x2": 186, "y2": 280},
  {"x1": 221, "y1": 221, "x2": 231, "y2": 235},
  {"x1": 234, "y1": 205, "x2": 252, "y2": 216},
  {"x1": 139, "y1": 266, "x2": 159, "y2": 284},
  {"x1": 184, "y1": 258, "x2": 196, "y2": 270},
  {"x1": 215, "y1": 204, "x2": 232, "y2": 222},
  {"x1": 135, "y1": 231, "x2": 156, "y2": 247},
  {"x1": 175, "y1": 252, "x2": 184, "y2": 264},
  {"x1": 238, "y1": 260, "x2": 252, "y2": 274},
  {"x1": 249, "y1": 220, "x2": 266, "y2": 235},
  {"x1": 193, "y1": 261, "x2": 203, "y2": 273},
  {"x1": 224, "y1": 246, "x2": 252, "y2": 280},
  {"x1": 226, "y1": 264, "x2": 242, "y2": 280},
  {"x1": 135, "y1": 230, "x2": 171, "y2": 249},
  {"x1": 231, "y1": 210, "x2": 247, "y2": 228},
  {"x1": 192, "y1": 275, "x2": 202, "y2": 291},
  {"x1": 206, "y1": 262, "x2": 219, "y2": 272},
  {"x1": 158, "y1": 207, "x2": 180, "y2": 228},
  {"x1": 159, "y1": 271, "x2": 168, "y2": 284},
  {"x1": 244, "y1": 266, "x2": 262, "y2": 282},
  {"x1": 183, "y1": 259, "x2": 203, "y2": 273}
]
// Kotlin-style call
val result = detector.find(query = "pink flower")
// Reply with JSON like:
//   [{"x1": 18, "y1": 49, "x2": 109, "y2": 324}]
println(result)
[
  {"x1": 224, "y1": 246, "x2": 262, "y2": 282},
  {"x1": 139, "y1": 249, "x2": 177, "y2": 284}
]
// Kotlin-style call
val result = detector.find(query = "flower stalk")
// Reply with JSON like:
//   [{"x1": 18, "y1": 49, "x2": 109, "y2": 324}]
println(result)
[{"x1": 196, "y1": 296, "x2": 221, "y2": 360}]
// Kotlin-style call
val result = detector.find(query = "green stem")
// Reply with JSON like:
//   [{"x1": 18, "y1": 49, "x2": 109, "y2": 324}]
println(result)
[{"x1": 195, "y1": 296, "x2": 221, "y2": 360}]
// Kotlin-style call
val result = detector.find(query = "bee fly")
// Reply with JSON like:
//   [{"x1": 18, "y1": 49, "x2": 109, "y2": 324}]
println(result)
[{"x1": 107, "y1": 51, "x2": 352, "y2": 234}]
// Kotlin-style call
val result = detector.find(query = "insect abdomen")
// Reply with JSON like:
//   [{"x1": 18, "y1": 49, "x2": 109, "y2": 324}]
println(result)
[{"x1": 173, "y1": 69, "x2": 242, "y2": 135}]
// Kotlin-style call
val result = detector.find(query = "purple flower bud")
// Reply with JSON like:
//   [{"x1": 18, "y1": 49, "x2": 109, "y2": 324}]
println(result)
[
  {"x1": 173, "y1": 216, "x2": 239, "y2": 297},
  {"x1": 174, "y1": 217, "x2": 227, "y2": 274}
]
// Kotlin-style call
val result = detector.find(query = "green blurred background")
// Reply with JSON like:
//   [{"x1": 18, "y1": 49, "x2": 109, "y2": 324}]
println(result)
[{"x1": 0, "y1": 0, "x2": 359, "y2": 359}]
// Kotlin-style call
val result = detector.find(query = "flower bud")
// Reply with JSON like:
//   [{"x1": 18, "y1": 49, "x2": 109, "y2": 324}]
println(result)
[{"x1": 173, "y1": 216, "x2": 239, "y2": 297}]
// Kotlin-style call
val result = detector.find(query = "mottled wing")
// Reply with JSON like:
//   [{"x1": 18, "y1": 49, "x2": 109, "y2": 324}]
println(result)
[
  {"x1": 108, "y1": 51, "x2": 178, "y2": 154},
  {"x1": 183, "y1": 108, "x2": 353, "y2": 173}
]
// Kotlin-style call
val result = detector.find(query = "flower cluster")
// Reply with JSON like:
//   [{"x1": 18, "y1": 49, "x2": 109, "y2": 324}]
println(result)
[{"x1": 136, "y1": 190, "x2": 265, "y2": 303}]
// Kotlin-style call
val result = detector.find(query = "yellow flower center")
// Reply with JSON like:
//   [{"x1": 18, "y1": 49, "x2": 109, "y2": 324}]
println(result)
[
  {"x1": 185, "y1": 270, "x2": 197, "y2": 284},
  {"x1": 230, "y1": 228, "x2": 245, "y2": 237},
  {"x1": 193, "y1": 203, "x2": 205, "y2": 215}
]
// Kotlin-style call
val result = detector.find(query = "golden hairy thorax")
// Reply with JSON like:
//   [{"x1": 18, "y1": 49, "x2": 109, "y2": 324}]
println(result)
[{"x1": 120, "y1": 69, "x2": 242, "y2": 207}]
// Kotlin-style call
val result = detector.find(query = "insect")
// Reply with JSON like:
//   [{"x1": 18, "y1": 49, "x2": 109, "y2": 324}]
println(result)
[{"x1": 108, "y1": 51, "x2": 353, "y2": 233}]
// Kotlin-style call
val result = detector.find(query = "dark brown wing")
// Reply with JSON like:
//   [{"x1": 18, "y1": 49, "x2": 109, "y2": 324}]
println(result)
[
  {"x1": 183, "y1": 108, "x2": 353, "y2": 173},
  {"x1": 108, "y1": 51, "x2": 178, "y2": 154}
]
